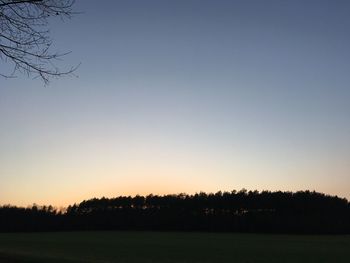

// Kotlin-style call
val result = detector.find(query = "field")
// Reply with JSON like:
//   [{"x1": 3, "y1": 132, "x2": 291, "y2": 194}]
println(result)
[{"x1": 0, "y1": 232, "x2": 349, "y2": 263}]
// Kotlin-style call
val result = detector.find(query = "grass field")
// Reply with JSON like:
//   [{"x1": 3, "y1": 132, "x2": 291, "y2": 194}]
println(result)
[{"x1": 0, "y1": 231, "x2": 349, "y2": 263}]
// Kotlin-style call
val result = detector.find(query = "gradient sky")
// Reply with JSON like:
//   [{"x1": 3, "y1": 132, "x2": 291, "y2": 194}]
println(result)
[{"x1": 1, "y1": 0, "x2": 350, "y2": 206}]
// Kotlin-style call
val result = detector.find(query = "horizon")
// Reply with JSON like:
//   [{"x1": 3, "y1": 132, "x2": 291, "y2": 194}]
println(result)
[
  {"x1": 2, "y1": 189, "x2": 349, "y2": 209},
  {"x1": 1, "y1": 0, "x2": 350, "y2": 207},
  {"x1": 0, "y1": 188, "x2": 350, "y2": 211}
]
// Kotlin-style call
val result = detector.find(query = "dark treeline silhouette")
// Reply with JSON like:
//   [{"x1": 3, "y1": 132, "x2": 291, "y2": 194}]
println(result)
[{"x1": 1, "y1": 190, "x2": 350, "y2": 234}]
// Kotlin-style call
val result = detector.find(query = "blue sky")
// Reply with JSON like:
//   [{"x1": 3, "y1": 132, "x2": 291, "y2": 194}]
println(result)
[{"x1": 1, "y1": 0, "x2": 350, "y2": 206}]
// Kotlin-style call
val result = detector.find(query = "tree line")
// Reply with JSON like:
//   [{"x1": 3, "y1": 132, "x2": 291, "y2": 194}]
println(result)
[{"x1": 1, "y1": 190, "x2": 349, "y2": 234}]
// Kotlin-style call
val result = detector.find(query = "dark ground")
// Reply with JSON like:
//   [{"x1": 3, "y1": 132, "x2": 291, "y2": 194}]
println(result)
[{"x1": 0, "y1": 231, "x2": 349, "y2": 262}]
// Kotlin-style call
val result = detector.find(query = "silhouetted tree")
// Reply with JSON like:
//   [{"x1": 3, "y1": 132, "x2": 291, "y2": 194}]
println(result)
[
  {"x1": 1, "y1": 190, "x2": 349, "y2": 234},
  {"x1": 0, "y1": 0, "x2": 77, "y2": 84}
]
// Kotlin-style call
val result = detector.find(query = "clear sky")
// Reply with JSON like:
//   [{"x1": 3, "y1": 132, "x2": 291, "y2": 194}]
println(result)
[{"x1": 1, "y1": 0, "x2": 350, "y2": 207}]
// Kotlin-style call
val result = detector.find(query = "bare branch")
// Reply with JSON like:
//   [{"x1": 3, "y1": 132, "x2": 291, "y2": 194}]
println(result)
[
  {"x1": 0, "y1": 1, "x2": 43, "y2": 8},
  {"x1": 0, "y1": 0, "x2": 77, "y2": 84}
]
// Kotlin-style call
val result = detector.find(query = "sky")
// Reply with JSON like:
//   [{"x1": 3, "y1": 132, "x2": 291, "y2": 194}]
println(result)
[{"x1": 1, "y1": 0, "x2": 350, "y2": 207}]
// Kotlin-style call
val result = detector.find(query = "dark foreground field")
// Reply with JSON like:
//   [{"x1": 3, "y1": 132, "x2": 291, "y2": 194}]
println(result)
[{"x1": 0, "y1": 232, "x2": 349, "y2": 263}]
